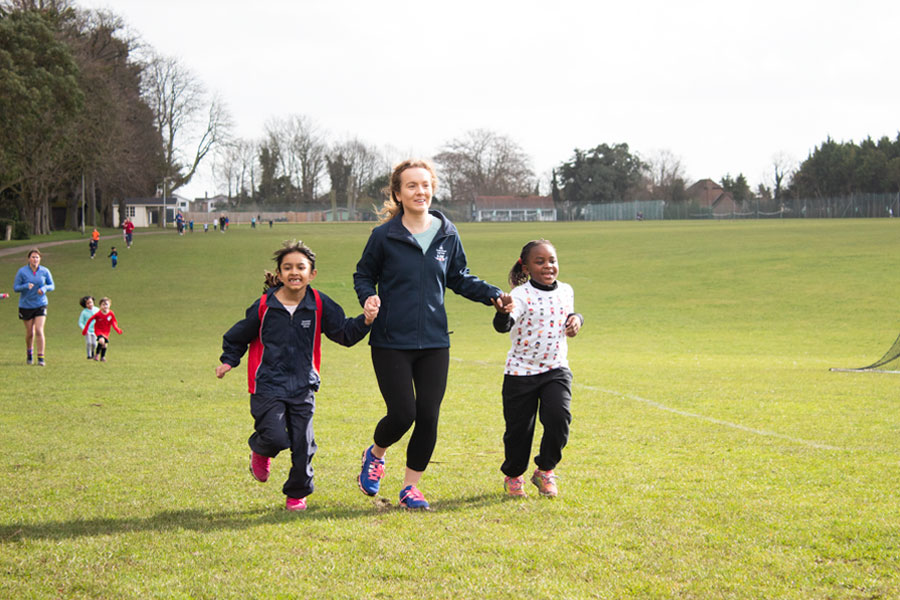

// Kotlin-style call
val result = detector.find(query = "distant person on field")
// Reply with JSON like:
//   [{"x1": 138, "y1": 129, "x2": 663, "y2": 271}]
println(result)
[
  {"x1": 216, "y1": 240, "x2": 379, "y2": 512},
  {"x1": 78, "y1": 295, "x2": 100, "y2": 360},
  {"x1": 189, "y1": 219, "x2": 194, "y2": 233},
  {"x1": 492, "y1": 239, "x2": 583, "y2": 499},
  {"x1": 176, "y1": 211, "x2": 185, "y2": 235},
  {"x1": 13, "y1": 248, "x2": 54, "y2": 366},
  {"x1": 108, "y1": 246, "x2": 118, "y2": 268},
  {"x1": 89, "y1": 228, "x2": 100, "y2": 259},
  {"x1": 82, "y1": 297, "x2": 123, "y2": 362},
  {"x1": 352, "y1": 158, "x2": 510, "y2": 510},
  {"x1": 123, "y1": 218, "x2": 135, "y2": 248}
]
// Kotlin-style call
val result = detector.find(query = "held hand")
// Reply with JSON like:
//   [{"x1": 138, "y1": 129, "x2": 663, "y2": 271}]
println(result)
[
  {"x1": 215, "y1": 363, "x2": 232, "y2": 379},
  {"x1": 493, "y1": 293, "x2": 514, "y2": 314},
  {"x1": 363, "y1": 295, "x2": 380, "y2": 325},
  {"x1": 27, "y1": 283, "x2": 34, "y2": 290},
  {"x1": 565, "y1": 314, "x2": 582, "y2": 337}
]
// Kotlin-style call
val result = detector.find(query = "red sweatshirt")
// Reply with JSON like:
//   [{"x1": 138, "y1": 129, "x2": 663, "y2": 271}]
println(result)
[{"x1": 83, "y1": 310, "x2": 123, "y2": 338}]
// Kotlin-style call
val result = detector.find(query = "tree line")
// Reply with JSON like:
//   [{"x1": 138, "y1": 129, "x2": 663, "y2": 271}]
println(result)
[{"x1": 3, "y1": 0, "x2": 899, "y2": 235}]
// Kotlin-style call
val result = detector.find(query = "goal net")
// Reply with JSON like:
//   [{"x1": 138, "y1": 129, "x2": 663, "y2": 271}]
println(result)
[{"x1": 830, "y1": 332, "x2": 900, "y2": 373}]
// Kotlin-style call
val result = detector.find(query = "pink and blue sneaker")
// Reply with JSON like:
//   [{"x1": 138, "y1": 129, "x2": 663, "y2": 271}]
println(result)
[
  {"x1": 399, "y1": 485, "x2": 430, "y2": 510},
  {"x1": 358, "y1": 445, "x2": 385, "y2": 496}
]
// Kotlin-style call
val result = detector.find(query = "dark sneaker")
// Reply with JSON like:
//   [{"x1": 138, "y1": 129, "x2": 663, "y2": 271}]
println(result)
[
  {"x1": 285, "y1": 497, "x2": 307, "y2": 511},
  {"x1": 399, "y1": 485, "x2": 430, "y2": 510},
  {"x1": 530, "y1": 469, "x2": 558, "y2": 497},
  {"x1": 504, "y1": 475, "x2": 527, "y2": 497},
  {"x1": 249, "y1": 451, "x2": 271, "y2": 482},
  {"x1": 358, "y1": 445, "x2": 385, "y2": 496}
]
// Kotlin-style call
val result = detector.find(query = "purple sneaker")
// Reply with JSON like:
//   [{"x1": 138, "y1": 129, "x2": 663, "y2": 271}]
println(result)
[
  {"x1": 249, "y1": 451, "x2": 271, "y2": 483},
  {"x1": 399, "y1": 485, "x2": 430, "y2": 510},
  {"x1": 358, "y1": 445, "x2": 385, "y2": 496}
]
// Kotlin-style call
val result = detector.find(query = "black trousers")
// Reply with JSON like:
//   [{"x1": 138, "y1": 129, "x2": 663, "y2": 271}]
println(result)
[
  {"x1": 500, "y1": 368, "x2": 573, "y2": 478},
  {"x1": 371, "y1": 346, "x2": 449, "y2": 472},
  {"x1": 249, "y1": 392, "x2": 316, "y2": 499}
]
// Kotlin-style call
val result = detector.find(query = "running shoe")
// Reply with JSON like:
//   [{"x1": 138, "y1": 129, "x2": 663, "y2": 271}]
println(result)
[
  {"x1": 399, "y1": 485, "x2": 430, "y2": 510},
  {"x1": 285, "y1": 497, "x2": 307, "y2": 511},
  {"x1": 249, "y1": 451, "x2": 271, "y2": 483},
  {"x1": 504, "y1": 475, "x2": 527, "y2": 497},
  {"x1": 530, "y1": 469, "x2": 558, "y2": 497},
  {"x1": 358, "y1": 445, "x2": 385, "y2": 496}
]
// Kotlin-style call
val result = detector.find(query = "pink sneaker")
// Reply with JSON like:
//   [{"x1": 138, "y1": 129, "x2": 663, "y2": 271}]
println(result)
[
  {"x1": 504, "y1": 476, "x2": 527, "y2": 497},
  {"x1": 530, "y1": 469, "x2": 558, "y2": 497},
  {"x1": 285, "y1": 497, "x2": 307, "y2": 511},
  {"x1": 249, "y1": 451, "x2": 271, "y2": 482}
]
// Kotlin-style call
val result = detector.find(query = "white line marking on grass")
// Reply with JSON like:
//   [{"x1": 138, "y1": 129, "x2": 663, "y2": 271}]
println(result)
[
  {"x1": 581, "y1": 384, "x2": 844, "y2": 451},
  {"x1": 449, "y1": 357, "x2": 845, "y2": 451}
]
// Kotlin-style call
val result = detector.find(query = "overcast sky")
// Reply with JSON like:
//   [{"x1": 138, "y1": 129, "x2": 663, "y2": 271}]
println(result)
[{"x1": 78, "y1": 0, "x2": 900, "y2": 199}]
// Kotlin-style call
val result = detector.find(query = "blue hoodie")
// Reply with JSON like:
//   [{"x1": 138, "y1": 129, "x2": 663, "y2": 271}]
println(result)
[
  {"x1": 14, "y1": 264, "x2": 54, "y2": 309},
  {"x1": 354, "y1": 210, "x2": 501, "y2": 350}
]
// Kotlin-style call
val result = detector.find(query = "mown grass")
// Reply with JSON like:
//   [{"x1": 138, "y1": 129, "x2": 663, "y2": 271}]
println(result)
[{"x1": 1, "y1": 219, "x2": 898, "y2": 599}]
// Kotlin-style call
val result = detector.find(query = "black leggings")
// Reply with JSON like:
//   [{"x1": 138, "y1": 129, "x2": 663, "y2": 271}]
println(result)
[{"x1": 371, "y1": 346, "x2": 449, "y2": 472}]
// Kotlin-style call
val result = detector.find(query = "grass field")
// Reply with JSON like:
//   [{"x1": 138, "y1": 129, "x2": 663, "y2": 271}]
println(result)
[{"x1": 1, "y1": 219, "x2": 898, "y2": 599}]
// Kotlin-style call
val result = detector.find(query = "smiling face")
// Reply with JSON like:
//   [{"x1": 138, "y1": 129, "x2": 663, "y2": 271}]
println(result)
[
  {"x1": 99, "y1": 299, "x2": 111, "y2": 313},
  {"x1": 277, "y1": 251, "x2": 317, "y2": 293},
  {"x1": 85, "y1": 298, "x2": 94, "y2": 309},
  {"x1": 523, "y1": 242, "x2": 559, "y2": 287},
  {"x1": 395, "y1": 167, "x2": 433, "y2": 216}
]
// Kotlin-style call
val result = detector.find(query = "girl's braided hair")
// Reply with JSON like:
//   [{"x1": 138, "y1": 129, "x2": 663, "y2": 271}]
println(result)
[
  {"x1": 263, "y1": 240, "x2": 316, "y2": 292},
  {"x1": 508, "y1": 239, "x2": 553, "y2": 288}
]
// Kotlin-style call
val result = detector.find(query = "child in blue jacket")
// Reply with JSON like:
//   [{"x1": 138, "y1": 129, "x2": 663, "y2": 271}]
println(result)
[{"x1": 216, "y1": 240, "x2": 379, "y2": 511}]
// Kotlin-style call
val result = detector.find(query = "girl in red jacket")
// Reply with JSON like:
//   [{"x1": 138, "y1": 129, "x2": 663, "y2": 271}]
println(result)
[{"x1": 82, "y1": 297, "x2": 123, "y2": 362}]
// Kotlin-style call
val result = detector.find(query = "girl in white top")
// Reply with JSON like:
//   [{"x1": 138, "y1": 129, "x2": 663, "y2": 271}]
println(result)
[{"x1": 492, "y1": 239, "x2": 583, "y2": 498}]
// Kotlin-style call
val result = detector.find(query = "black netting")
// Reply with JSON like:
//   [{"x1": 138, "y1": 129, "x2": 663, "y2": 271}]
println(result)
[{"x1": 834, "y1": 332, "x2": 900, "y2": 372}]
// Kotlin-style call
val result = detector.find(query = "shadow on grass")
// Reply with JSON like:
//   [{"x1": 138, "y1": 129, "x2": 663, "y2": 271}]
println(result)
[{"x1": 0, "y1": 492, "x2": 507, "y2": 541}]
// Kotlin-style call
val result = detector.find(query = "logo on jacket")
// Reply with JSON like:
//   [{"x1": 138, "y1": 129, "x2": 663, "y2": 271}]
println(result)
[{"x1": 435, "y1": 246, "x2": 447, "y2": 263}]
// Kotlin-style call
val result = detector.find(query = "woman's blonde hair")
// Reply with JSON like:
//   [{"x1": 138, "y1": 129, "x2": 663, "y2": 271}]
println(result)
[{"x1": 376, "y1": 159, "x2": 438, "y2": 223}]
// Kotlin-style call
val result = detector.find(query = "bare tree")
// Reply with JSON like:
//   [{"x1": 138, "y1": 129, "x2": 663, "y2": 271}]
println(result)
[
  {"x1": 214, "y1": 138, "x2": 258, "y2": 206},
  {"x1": 644, "y1": 149, "x2": 688, "y2": 202},
  {"x1": 263, "y1": 115, "x2": 327, "y2": 205},
  {"x1": 327, "y1": 138, "x2": 386, "y2": 216},
  {"x1": 769, "y1": 152, "x2": 796, "y2": 202},
  {"x1": 433, "y1": 129, "x2": 535, "y2": 203},
  {"x1": 142, "y1": 53, "x2": 231, "y2": 195}
]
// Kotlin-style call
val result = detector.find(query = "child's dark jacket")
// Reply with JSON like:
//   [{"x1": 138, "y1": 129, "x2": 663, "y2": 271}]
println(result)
[{"x1": 220, "y1": 287, "x2": 370, "y2": 397}]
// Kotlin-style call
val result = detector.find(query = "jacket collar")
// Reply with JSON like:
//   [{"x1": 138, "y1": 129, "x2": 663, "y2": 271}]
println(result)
[
  {"x1": 265, "y1": 285, "x2": 317, "y2": 310},
  {"x1": 386, "y1": 209, "x2": 455, "y2": 244}
]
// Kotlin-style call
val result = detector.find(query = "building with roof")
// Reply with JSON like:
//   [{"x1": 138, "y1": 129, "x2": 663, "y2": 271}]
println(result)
[
  {"x1": 472, "y1": 195, "x2": 556, "y2": 222},
  {"x1": 685, "y1": 179, "x2": 739, "y2": 213},
  {"x1": 114, "y1": 196, "x2": 190, "y2": 227}
]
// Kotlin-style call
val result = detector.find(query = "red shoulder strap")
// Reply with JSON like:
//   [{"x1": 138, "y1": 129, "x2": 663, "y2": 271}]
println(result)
[
  {"x1": 312, "y1": 288, "x2": 322, "y2": 374},
  {"x1": 246, "y1": 293, "x2": 268, "y2": 394}
]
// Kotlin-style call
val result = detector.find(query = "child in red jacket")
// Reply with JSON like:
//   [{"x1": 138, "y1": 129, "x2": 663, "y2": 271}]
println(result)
[{"x1": 82, "y1": 297, "x2": 123, "y2": 362}]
